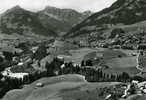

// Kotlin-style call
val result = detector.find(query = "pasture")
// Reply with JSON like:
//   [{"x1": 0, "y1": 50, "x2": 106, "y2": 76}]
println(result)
[
  {"x1": 82, "y1": 48, "x2": 139, "y2": 76},
  {"x1": 2, "y1": 74, "x2": 121, "y2": 100}
]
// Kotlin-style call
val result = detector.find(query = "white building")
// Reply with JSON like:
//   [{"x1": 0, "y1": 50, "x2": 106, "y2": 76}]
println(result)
[{"x1": 2, "y1": 68, "x2": 29, "y2": 80}]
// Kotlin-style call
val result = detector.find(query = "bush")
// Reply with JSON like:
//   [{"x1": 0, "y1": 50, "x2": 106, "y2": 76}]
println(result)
[{"x1": 109, "y1": 28, "x2": 125, "y2": 38}]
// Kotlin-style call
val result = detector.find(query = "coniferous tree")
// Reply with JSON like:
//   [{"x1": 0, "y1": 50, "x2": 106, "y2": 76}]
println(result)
[
  {"x1": 3, "y1": 51, "x2": 13, "y2": 61},
  {"x1": 85, "y1": 60, "x2": 93, "y2": 66},
  {"x1": 121, "y1": 72, "x2": 130, "y2": 82},
  {"x1": 81, "y1": 60, "x2": 85, "y2": 66},
  {"x1": 34, "y1": 44, "x2": 47, "y2": 61}
]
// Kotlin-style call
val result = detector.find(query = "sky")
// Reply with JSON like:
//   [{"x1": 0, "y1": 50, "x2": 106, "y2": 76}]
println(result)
[{"x1": 0, "y1": 0, "x2": 117, "y2": 13}]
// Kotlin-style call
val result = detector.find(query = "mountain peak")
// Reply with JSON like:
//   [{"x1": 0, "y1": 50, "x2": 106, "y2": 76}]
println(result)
[
  {"x1": 9, "y1": 5, "x2": 24, "y2": 12},
  {"x1": 13, "y1": 5, "x2": 22, "y2": 9},
  {"x1": 43, "y1": 6, "x2": 78, "y2": 14},
  {"x1": 0, "y1": 5, "x2": 57, "y2": 36},
  {"x1": 38, "y1": 6, "x2": 91, "y2": 34},
  {"x1": 82, "y1": 10, "x2": 92, "y2": 16},
  {"x1": 4, "y1": 5, "x2": 26, "y2": 15},
  {"x1": 44, "y1": 6, "x2": 58, "y2": 10}
]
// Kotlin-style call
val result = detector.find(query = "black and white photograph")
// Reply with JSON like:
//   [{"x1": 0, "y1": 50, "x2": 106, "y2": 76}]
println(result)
[{"x1": 0, "y1": 0, "x2": 146, "y2": 100}]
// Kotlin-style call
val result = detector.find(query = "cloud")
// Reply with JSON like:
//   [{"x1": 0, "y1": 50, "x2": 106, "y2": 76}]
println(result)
[
  {"x1": 46, "y1": 0, "x2": 116, "y2": 12},
  {"x1": 0, "y1": 0, "x2": 116, "y2": 13}
]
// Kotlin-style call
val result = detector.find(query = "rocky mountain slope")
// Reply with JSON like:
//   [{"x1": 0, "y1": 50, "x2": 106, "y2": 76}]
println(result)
[
  {"x1": 66, "y1": 0, "x2": 146, "y2": 37},
  {"x1": 38, "y1": 6, "x2": 92, "y2": 35},
  {"x1": 0, "y1": 6, "x2": 57, "y2": 37}
]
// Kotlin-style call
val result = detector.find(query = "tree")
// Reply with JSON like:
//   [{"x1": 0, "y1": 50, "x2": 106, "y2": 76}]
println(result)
[
  {"x1": 34, "y1": 44, "x2": 47, "y2": 61},
  {"x1": 109, "y1": 28, "x2": 125, "y2": 38},
  {"x1": 128, "y1": 84, "x2": 137, "y2": 94},
  {"x1": 85, "y1": 60, "x2": 93, "y2": 66},
  {"x1": 81, "y1": 60, "x2": 85, "y2": 66},
  {"x1": 45, "y1": 62, "x2": 54, "y2": 76},
  {"x1": 16, "y1": 42, "x2": 29, "y2": 51},
  {"x1": 110, "y1": 74, "x2": 116, "y2": 81},
  {"x1": 121, "y1": 72, "x2": 130, "y2": 82},
  {"x1": 0, "y1": 73, "x2": 3, "y2": 79},
  {"x1": 45, "y1": 58, "x2": 64, "y2": 76},
  {"x1": 3, "y1": 51, "x2": 14, "y2": 61},
  {"x1": 0, "y1": 56, "x2": 3, "y2": 63}
]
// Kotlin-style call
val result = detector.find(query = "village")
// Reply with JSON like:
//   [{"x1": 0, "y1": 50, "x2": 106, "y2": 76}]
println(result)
[{"x1": 0, "y1": 38, "x2": 145, "y2": 99}]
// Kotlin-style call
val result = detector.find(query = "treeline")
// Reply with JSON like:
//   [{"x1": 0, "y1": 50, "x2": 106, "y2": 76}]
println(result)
[
  {"x1": 0, "y1": 71, "x2": 47, "y2": 98},
  {"x1": 45, "y1": 58, "x2": 145, "y2": 82}
]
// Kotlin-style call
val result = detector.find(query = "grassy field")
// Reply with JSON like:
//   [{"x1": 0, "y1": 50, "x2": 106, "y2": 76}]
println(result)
[
  {"x1": 37, "y1": 46, "x2": 140, "y2": 77},
  {"x1": 57, "y1": 48, "x2": 96, "y2": 64},
  {"x1": 112, "y1": 21, "x2": 146, "y2": 33},
  {"x1": 57, "y1": 47, "x2": 127, "y2": 64},
  {"x1": 105, "y1": 56, "x2": 137, "y2": 68},
  {"x1": 54, "y1": 47, "x2": 139, "y2": 76},
  {"x1": 2, "y1": 74, "x2": 121, "y2": 100},
  {"x1": 126, "y1": 94, "x2": 146, "y2": 100},
  {"x1": 82, "y1": 48, "x2": 140, "y2": 75},
  {"x1": 3, "y1": 74, "x2": 146, "y2": 100},
  {"x1": 83, "y1": 48, "x2": 128, "y2": 60},
  {"x1": 100, "y1": 49, "x2": 139, "y2": 75}
]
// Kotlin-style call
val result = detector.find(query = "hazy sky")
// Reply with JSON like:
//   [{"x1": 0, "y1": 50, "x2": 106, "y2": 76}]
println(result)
[{"x1": 0, "y1": 0, "x2": 117, "y2": 13}]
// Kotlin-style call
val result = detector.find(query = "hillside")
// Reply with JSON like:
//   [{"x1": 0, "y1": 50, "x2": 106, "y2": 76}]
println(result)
[
  {"x1": 2, "y1": 74, "x2": 146, "y2": 100},
  {"x1": 2, "y1": 74, "x2": 121, "y2": 100},
  {"x1": 0, "y1": 6, "x2": 57, "y2": 37},
  {"x1": 38, "y1": 6, "x2": 92, "y2": 35},
  {"x1": 66, "y1": 0, "x2": 146, "y2": 37}
]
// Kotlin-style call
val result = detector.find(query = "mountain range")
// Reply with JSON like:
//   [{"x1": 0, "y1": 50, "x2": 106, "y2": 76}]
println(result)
[
  {"x1": 0, "y1": 6, "x2": 92, "y2": 37},
  {"x1": 0, "y1": 0, "x2": 146, "y2": 40},
  {"x1": 0, "y1": 6, "x2": 57, "y2": 37},
  {"x1": 38, "y1": 6, "x2": 92, "y2": 35}
]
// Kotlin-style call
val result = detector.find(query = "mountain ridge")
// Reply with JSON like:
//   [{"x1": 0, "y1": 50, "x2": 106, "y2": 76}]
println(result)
[
  {"x1": 37, "y1": 6, "x2": 92, "y2": 35},
  {"x1": 0, "y1": 5, "x2": 57, "y2": 37},
  {"x1": 0, "y1": 5, "x2": 92, "y2": 37},
  {"x1": 66, "y1": 0, "x2": 146, "y2": 37}
]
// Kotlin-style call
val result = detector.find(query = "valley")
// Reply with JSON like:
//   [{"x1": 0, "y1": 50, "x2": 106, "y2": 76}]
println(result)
[{"x1": 0, "y1": 0, "x2": 146, "y2": 100}]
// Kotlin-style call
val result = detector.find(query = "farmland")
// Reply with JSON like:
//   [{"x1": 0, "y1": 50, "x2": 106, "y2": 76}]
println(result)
[{"x1": 56, "y1": 47, "x2": 139, "y2": 76}]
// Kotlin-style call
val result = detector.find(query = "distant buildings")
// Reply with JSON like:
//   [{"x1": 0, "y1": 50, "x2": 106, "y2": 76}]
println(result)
[{"x1": 1, "y1": 68, "x2": 29, "y2": 80}]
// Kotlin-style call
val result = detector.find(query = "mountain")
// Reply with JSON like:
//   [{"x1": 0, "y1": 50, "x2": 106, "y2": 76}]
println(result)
[
  {"x1": 66, "y1": 0, "x2": 146, "y2": 37},
  {"x1": 0, "y1": 5, "x2": 92, "y2": 37},
  {"x1": 82, "y1": 10, "x2": 92, "y2": 16},
  {"x1": 37, "y1": 6, "x2": 92, "y2": 35},
  {"x1": 0, "y1": 6, "x2": 57, "y2": 36}
]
